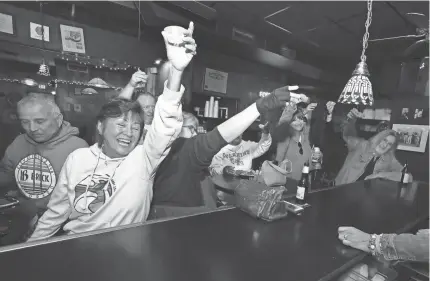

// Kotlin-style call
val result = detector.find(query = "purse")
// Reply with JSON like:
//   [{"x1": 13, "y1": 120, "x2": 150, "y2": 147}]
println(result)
[
  {"x1": 234, "y1": 180, "x2": 289, "y2": 221},
  {"x1": 258, "y1": 160, "x2": 289, "y2": 187}
]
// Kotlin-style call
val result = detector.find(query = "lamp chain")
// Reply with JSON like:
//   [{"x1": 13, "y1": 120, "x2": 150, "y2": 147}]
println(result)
[{"x1": 360, "y1": 0, "x2": 373, "y2": 62}]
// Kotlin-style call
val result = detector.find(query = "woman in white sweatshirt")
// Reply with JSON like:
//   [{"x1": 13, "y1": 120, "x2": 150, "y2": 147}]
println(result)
[
  {"x1": 28, "y1": 22, "x2": 197, "y2": 240},
  {"x1": 209, "y1": 126, "x2": 272, "y2": 175}
]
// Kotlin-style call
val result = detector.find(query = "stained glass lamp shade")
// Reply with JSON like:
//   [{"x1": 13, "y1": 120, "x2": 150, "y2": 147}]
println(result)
[
  {"x1": 338, "y1": 62, "x2": 374, "y2": 106},
  {"x1": 338, "y1": 0, "x2": 374, "y2": 106}
]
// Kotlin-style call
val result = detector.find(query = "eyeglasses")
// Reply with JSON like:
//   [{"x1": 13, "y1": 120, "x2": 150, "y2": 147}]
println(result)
[
  {"x1": 182, "y1": 125, "x2": 196, "y2": 134},
  {"x1": 298, "y1": 141, "x2": 303, "y2": 155}
]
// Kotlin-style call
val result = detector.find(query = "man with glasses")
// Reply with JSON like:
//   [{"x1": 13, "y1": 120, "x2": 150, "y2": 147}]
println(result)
[{"x1": 0, "y1": 93, "x2": 87, "y2": 242}]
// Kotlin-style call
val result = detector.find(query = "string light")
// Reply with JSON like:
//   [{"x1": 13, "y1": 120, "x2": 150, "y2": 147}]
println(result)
[
  {"x1": 0, "y1": 77, "x2": 119, "y2": 90},
  {"x1": 57, "y1": 52, "x2": 141, "y2": 71}
]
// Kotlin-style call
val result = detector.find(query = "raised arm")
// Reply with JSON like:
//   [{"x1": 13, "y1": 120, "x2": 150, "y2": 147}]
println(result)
[
  {"x1": 118, "y1": 71, "x2": 148, "y2": 100},
  {"x1": 277, "y1": 102, "x2": 296, "y2": 126},
  {"x1": 28, "y1": 154, "x2": 74, "y2": 241},
  {"x1": 141, "y1": 22, "x2": 197, "y2": 177},
  {"x1": 342, "y1": 108, "x2": 364, "y2": 150},
  {"x1": 207, "y1": 87, "x2": 307, "y2": 175},
  {"x1": 217, "y1": 86, "x2": 305, "y2": 143},
  {"x1": 250, "y1": 126, "x2": 272, "y2": 159}
]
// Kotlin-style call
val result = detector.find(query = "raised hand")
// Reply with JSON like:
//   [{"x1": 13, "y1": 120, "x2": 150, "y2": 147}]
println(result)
[
  {"x1": 290, "y1": 93, "x2": 309, "y2": 104},
  {"x1": 162, "y1": 22, "x2": 197, "y2": 72},
  {"x1": 326, "y1": 101, "x2": 336, "y2": 115},
  {"x1": 258, "y1": 122, "x2": 270, "y2": 134},
  {"x1": 305, "y1": 103, "x2": 317, "y2": 113},
  {"x1": 347, "y1": 108, "x2": 363, "y2": 120},
  {"x1": 128, "y1": 70, "x2": 148, "y2": 88},
  {"x1": 272, "y1": 85, "x2": 300, "y2": 102}
]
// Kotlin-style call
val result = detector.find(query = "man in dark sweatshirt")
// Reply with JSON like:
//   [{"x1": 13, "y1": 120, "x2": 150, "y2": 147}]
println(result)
[
  {"x1": 0, "y1": 93, "x2": 87, "y2": 242},
  {"x1": 148, "y1": 85, "x2": 308, "y2": 219}
]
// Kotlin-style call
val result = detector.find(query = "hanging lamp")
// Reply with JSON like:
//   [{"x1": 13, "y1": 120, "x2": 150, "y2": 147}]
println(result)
[{"x1": 338, "y1": 0, "x2": 374, "y2": 106}]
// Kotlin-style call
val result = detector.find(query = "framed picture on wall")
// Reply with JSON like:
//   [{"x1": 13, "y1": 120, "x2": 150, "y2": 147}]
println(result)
[
  {"x1": 392, "y1": 124, "x2": 429, "y2": 153},
  {"x1": 0, "y1": 12, "x2": 15, "y2": 35},
  {"x1": 30, "y1": 22, "x2": 49, "y2": 42},
  {"x1": 60, "y1": 24, "x2": 86, "y2": 54}
]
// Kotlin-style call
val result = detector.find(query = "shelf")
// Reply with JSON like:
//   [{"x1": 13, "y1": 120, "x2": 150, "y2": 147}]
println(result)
[
  {"x1": 193, "y1": 91, "x2": 239, "y2": 100},
  {"x1": 196, "y1": 116, "x2": 226, "y2": 121},
  {"x1": 359, "y1": 119, "x2": 390, "y2": 122}
]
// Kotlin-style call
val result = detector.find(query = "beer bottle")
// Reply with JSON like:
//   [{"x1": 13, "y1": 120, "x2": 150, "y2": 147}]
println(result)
[
  {"x1": 310, "y1": 147, "x2": 323, "y2": 188},
  {"x1": 399, "y1": 162, "x2": 409, "y2": 186},
  {"x1": 296, "y1": 161, "x2": 310, "y2": 205}
]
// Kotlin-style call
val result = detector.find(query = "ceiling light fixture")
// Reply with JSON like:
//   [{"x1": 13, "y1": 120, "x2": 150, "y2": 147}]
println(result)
[
  {"x1": 87, "y1": 78, "x2": 111, "y2": 89},
  {"x1": 338, "y1": 0, "x2": 374, "y2": 106},
  {"x1": 21, "y1": 78, "x2": 38, "y2": 87}
]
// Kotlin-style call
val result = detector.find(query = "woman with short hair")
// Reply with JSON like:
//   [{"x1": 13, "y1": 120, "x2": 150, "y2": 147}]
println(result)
[{"x1": 28, "y1": 22, "x2": 197, "y2": 240}]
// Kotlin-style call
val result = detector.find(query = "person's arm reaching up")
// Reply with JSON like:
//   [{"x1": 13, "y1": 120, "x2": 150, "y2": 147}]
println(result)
[
  {"x1": 140, "y1": 22, "x2": 197, "y2": 178},
  {"x1": 217, "y1": 86, "x2": 305, "y2": 143},
  {"x1": 192, "y1": 86, "x2": 308, "y2": 175},
  {"x1": 118, "y1": 71, "x2": 148, "y2": 100},
  {"x1": 250, "y1": 124, "x2": 272, "y2": 159},
  {"x1": 342, "y1": 108, "x2": 364, "y2": 151}
]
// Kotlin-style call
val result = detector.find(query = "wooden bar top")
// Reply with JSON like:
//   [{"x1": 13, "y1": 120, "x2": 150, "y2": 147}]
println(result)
[{"x1": 0, "y1": 179, "x2": 428, "y2": 281}]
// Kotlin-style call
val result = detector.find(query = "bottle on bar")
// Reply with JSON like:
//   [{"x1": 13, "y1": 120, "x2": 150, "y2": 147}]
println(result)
[
  {"x1": 310, "y1": 147, "x2": 323, "y2": 188},
  {"x1": 296, "y1": 161, "x2": 310, "y2": 205},
  {"x1": 399, "y1": 161, "x2": 409, "y2": 186}
]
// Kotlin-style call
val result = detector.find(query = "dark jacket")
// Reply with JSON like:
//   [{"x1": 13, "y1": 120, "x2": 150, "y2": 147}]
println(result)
[{"x1": 152, "y1": 128, "x2": 227, "y2": 207}]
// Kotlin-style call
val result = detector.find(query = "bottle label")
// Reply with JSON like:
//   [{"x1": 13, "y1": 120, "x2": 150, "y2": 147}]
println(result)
[
  {"x1": 403, "y1": 173, "x2": 409, "y2": 183},
  {"x1": 302, "y1": 166, "x2": 309, "y2": 173},
  {"x1": 296, "y1": 186, "x2": 306, "y2": 200}
]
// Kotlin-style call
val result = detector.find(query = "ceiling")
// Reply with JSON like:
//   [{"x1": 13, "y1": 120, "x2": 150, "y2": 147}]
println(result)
[
  {"x1": 223, "y1": 1, "x2": 428, "y2": 60},
  {"x1": 6, "y1": 1, "x2": 429, "y2": 72}
]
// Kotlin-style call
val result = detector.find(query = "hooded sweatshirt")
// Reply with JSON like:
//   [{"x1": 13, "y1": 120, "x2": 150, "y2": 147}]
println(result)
[
  {"x1": 209, "y1": 134, "x2": 272, "y2": 174},
  {"x1": 0, "y1": 121, "x2": 88, "y2": 210},
  {"x1": 28, "y1": 83, "x2": 183, "y2": 240}
]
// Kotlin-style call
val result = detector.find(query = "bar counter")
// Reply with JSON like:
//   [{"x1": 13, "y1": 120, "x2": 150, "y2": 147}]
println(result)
[{"x1": 0, "y1": 179, "x2": 428, "y2": 281}]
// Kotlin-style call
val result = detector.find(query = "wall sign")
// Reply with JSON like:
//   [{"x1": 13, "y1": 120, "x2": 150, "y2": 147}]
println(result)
[
  {"x1": 60, "y1": 24, "x2": 86, "y2": 54},
  {"x1": 203, "y1": 68, "x2": 228, "y2": 94},
  {"x1": 392, "y1": 124, "x2": 429, "y2": 153},
  {"x1": 0, "y1": 12, "x2": 14, "y2": 35},
  {"x1": 30, "y1": 22, "x2": 49, "y2": 42}
]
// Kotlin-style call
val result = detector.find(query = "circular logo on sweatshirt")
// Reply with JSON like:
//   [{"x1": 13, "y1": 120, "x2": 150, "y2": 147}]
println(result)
[{"x1": 14, "y1": 154, "x2": 57, "y2": 199}]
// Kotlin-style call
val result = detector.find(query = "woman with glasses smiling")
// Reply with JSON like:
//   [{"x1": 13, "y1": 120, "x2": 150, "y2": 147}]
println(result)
[{"x1": 273, "y1": 101, "x2": 319, "y2": 181}]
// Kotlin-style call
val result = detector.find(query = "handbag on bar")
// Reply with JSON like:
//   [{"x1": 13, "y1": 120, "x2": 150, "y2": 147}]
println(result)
[
  {"x1": 234, "y1": 180, "x2": 289, "y2": 221},
  {"x1": 256, "y1": 160, "x2": 290, "y2": 187}
]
